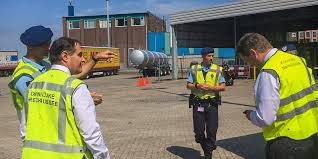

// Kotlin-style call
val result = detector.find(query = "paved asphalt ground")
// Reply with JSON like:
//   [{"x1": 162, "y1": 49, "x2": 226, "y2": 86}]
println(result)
[{"x1": 0, "y1": 72, "x2": 266, "y2": 159}]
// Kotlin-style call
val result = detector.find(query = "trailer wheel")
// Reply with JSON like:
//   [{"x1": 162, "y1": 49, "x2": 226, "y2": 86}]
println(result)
[
  {"x1": 110, "y1": 71, "x2": 114, "y2": 76},
  {"x1": 166, "y1": 69, "x2": 171, "y2": 75},
  {"x1": 4, "y1": 71, "x2": 10, "y2": 77},
  {"x1": 162, "y1": 69, "x2": 166, "y2": 76},
  {"x1": 160, "y1": 70, "x2": 164, "y2": 76}
]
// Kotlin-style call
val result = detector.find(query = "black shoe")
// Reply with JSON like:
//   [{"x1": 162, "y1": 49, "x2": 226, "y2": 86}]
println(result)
[
  {"x1": 204, "y1": 152, "x2": 212, "y2": 159},
  {"x1": 202, "y1": 145, "x2": 212, "y2": 159},
  {"x1": 211, "y1": 144, "x2": 217, "y2": 150}
]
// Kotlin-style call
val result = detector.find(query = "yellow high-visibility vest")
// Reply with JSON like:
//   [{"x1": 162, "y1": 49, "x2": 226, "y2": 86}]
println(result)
[
  {"x1": 8, "y1": 59, "x2": 42, "y2": 121},
  {"x1": 22, "y1": 69, "x2": 93, "y2": 159},
  {"x1": 261, "y1": 50, "x2": 318, "y2": 141},
  {"x1": 191, "y1": 63, "x2": 223, "y2": 99}
]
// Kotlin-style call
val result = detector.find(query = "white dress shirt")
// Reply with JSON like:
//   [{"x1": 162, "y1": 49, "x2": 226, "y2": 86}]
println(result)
[
  {"x1": 249, "y1": 48, "x2": 281, "y2": 127},
  {"x1": 51, "y1": 65, "x2": 110, "y2": 159}
]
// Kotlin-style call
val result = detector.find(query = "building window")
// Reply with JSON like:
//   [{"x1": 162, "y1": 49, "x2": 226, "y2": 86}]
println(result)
[
  {"x1": 305, "y1": 31, "x2": 311, "y2": 38},
  {"x1": 299, "y1": 32, "x2": 304, "y2": 39},
  {"x1": 131, "y1": 17, "x2": 144, "y2": 26},
  {"x1": 313, "y1": 32, "x2": 317, "y2": 38},
  {"x1": 99, "y1": 19, "x2": 111, "y2": 28},
  {"x1": 69, "y1": 20, "x2": 80, "y2": 29},
  {"x1": 84, "y1": 20, "x2": 96, "y2": 28},
  {"x1": 115, "y1": 18, "x2": 127, "y2": 27},
  {"x1": 313, "y1": 39, "x2": 317, "y2": 42}
]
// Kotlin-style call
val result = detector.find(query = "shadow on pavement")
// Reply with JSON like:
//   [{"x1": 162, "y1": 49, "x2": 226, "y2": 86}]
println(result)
[
  {"x1": 217, "y1": 132, "x2": 266, "y2": 159},
  {"x1": 166, "y1": 146, "x2": 203, "y2": 159},
  {"x1": 222, "y1": 100, "x2": 255, "y2": 108}
]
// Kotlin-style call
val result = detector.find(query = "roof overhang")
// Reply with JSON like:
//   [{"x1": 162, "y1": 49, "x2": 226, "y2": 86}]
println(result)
[{"x1": 170, "y1": 0, "x2": 318, "y2": 25}]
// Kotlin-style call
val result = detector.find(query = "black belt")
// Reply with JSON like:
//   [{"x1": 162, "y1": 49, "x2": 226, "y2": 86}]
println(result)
[
  {"x1": 200, "y1": 97, "x2": 217, "y2": 104},
  {"x1": 189, "y1": 94, "x2": 217, "y2": 108}
]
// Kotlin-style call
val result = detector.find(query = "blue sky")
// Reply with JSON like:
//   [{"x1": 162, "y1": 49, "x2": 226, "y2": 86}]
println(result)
[{"x1": 0, "y1": 0, "x2": 238, "y2": 57}]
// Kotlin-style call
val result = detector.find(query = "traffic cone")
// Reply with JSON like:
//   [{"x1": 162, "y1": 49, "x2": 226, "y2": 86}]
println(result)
[
  {"x1": 140, "y1": 76, "x2": 145, "y2": 87},
  {"x1": 145, "y1": 76, "x2": 151, "y2": 85},
  {"x1": 137, "y1": 76, "x2": 145, "y2": 87},
  {"x1": 136, "y1": 76, "x2": 141, "y2": 87}
]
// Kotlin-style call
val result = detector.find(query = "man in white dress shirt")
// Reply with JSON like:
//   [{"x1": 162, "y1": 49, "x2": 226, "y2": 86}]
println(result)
[
  {"x1": 237, "y1": 33, "x2": 318, "y2": 159},
  {"x1": 22, "y1": 37, "x2": 110, "y2": 159}
]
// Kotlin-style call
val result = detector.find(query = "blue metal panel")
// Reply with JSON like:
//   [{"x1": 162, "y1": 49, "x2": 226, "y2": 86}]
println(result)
[
  {"x1": 148, "y1": 32, "x2": 155, "y2": 52},
  {"x1": 218, "y1": 48, "x2": 235, "y2": 58},
  {"x1": 148, "y1": 32, "x2": 166, "y2": 53},
  {"x1": 178, "y1": 48, "x2": 190, "y2": 56},
  {"x1": 194, "y1": 48, "x2": 202, "y2": 55}
]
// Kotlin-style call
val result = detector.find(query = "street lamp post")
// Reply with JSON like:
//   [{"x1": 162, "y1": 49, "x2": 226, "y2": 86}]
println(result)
[{"x1": 106, "y1": 0, "x2": 111, "y2": 47}]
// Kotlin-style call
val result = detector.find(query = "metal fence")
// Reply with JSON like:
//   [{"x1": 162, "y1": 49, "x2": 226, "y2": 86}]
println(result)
[{"x1": 168, "y1": 55, "x2": 252, "y2": 79}]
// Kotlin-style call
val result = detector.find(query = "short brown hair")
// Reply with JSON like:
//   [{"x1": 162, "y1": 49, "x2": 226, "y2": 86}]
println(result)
[
  {"x1": 236, "y1": 33, "x2": 272, "y2": 57},
  {"x1": 49, "y1": 37, "x2": 81, "y2": 64}
]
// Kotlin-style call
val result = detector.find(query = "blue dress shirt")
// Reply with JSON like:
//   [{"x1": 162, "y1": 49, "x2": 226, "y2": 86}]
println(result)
[
  {"x1": 15, "y1": 57, "x2": 50, "y2": 97},
  {"x1": 14, "y1": 56, "x2": 50, "y2": 139}
]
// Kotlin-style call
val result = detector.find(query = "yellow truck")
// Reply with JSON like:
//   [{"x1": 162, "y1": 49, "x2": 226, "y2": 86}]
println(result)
[{"x1": 81, "y1": 46, "x2": 120, "y2": 78}]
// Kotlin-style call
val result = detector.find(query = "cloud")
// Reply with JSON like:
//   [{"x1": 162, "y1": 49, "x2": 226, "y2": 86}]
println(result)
[{"x1": 76, "y1": 7, "x2": 104, "y2": 16}]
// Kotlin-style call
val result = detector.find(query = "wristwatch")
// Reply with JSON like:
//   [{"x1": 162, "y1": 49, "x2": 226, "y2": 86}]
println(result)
[
  {"x1": 195, "y1": 83, "x2": 198, "y2": 89},
  {"x1": 92, "y1": 54, "x2": 98, "y2": 62}
]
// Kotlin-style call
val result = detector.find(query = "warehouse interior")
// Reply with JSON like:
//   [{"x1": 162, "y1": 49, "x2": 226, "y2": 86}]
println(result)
[
  {"x1": 172, "y1": 5, "x2": 318, "y2": 48},
  {"x1": 170, "y1": 1, "x2": 318, "y2": 79}
]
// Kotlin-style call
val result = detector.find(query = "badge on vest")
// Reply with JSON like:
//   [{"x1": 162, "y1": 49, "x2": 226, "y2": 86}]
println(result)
[
  {"x1": 211, "y1": 74, "x2": 214, "y2": 78},
  {"x1": 197, "y1": 107, "x2": 204, "y2": 112}
]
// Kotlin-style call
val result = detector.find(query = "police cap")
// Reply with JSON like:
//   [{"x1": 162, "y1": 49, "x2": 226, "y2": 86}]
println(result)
[
  {"x1": 201, "y1": 47, "x2": 214, "y2": 55},
  {"x1": 20, "y1": 25, "x2": 53, "y2": 47}
]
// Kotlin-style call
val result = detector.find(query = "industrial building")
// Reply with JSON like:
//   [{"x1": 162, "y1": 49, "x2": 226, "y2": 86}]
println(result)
[
  {"x1": 63, "y1": 11, "x2": 166, "y2": 68},
  {"x1": 169, "y1": 0, "x2": 318, "y2": 79}
]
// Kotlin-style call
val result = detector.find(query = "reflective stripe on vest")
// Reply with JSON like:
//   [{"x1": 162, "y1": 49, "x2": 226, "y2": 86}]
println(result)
[
  {"x1": 280, "y1": 83, "x2": 318, "y2": 107},
  {"x1": 25, "y1": 76, "x2": 74, "y2": 144},
  {"x1": 261, "y1": 50, "x2": 318, "y2": 141},
  {"x1": 191, "y1": 64, "x2": 222, "y2": 99},
  {"x1": 273, "y1": 57, "x2": 318, "y2": 122},
  {"x1": 192, "y1": 65, "x2": 221, "y2": 84},
  {"x1": 24, "y1": 140, "x2": 84, "y2": 153},
  {"x1": 277, "y1": 99, "x2": 318, "y2": 122},
  {"x1": 8, "y1": 60, "x2": 43, "y2": 121},
  {"x1": 12, "y1": 65, "x2": 41, "y2": 79}
]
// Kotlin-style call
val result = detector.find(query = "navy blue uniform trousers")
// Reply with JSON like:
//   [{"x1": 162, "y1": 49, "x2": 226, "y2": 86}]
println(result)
[{"x1": 193, "y1": 102, "x2": 218, "y2": 152}]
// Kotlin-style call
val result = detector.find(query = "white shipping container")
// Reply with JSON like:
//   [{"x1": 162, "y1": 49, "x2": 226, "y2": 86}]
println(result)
[
  {"x1": 0, "y1": 51, "x2": 18, "y2": 67},
  {"x1": 0, "y1": 51, "x2": 18, "y2": 77}
]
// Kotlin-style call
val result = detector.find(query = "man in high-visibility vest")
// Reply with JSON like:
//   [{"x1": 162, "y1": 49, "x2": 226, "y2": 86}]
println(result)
[
  {"x1": 8, "y1": 25, "x2": 114, "y2": 140},
  {"x1": 237, "y1": 33, "x2": 318, "y2": 159},
  {"x1": 22, "y1": 37, "x2": 110, "y2": 159},
  {"x1": 187, "y1": 47, "x2": 226, "y2": 159}
]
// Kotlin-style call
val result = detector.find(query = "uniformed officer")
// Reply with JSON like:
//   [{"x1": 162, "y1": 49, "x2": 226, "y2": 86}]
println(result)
[
  {"x1": 237, "y1": 33, "x2": 318, "y2": 159},
  {"x1": 186, "y1": 47, "x2": 226, "y2": 159},
  {"x1": 8, "y1": 25, "x2": 114, "y2": 141},
  {"x1": 281, "y1": 44, "x2": 297, "y2": 55},
  {"x1": 22, "y1": 37, "x2": 110, "y2": 159}
]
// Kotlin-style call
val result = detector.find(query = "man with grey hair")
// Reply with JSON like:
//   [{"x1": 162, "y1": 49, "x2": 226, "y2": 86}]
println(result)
[{"x1": 237, "y1": 33, "x2": 318, "y2": 159}]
